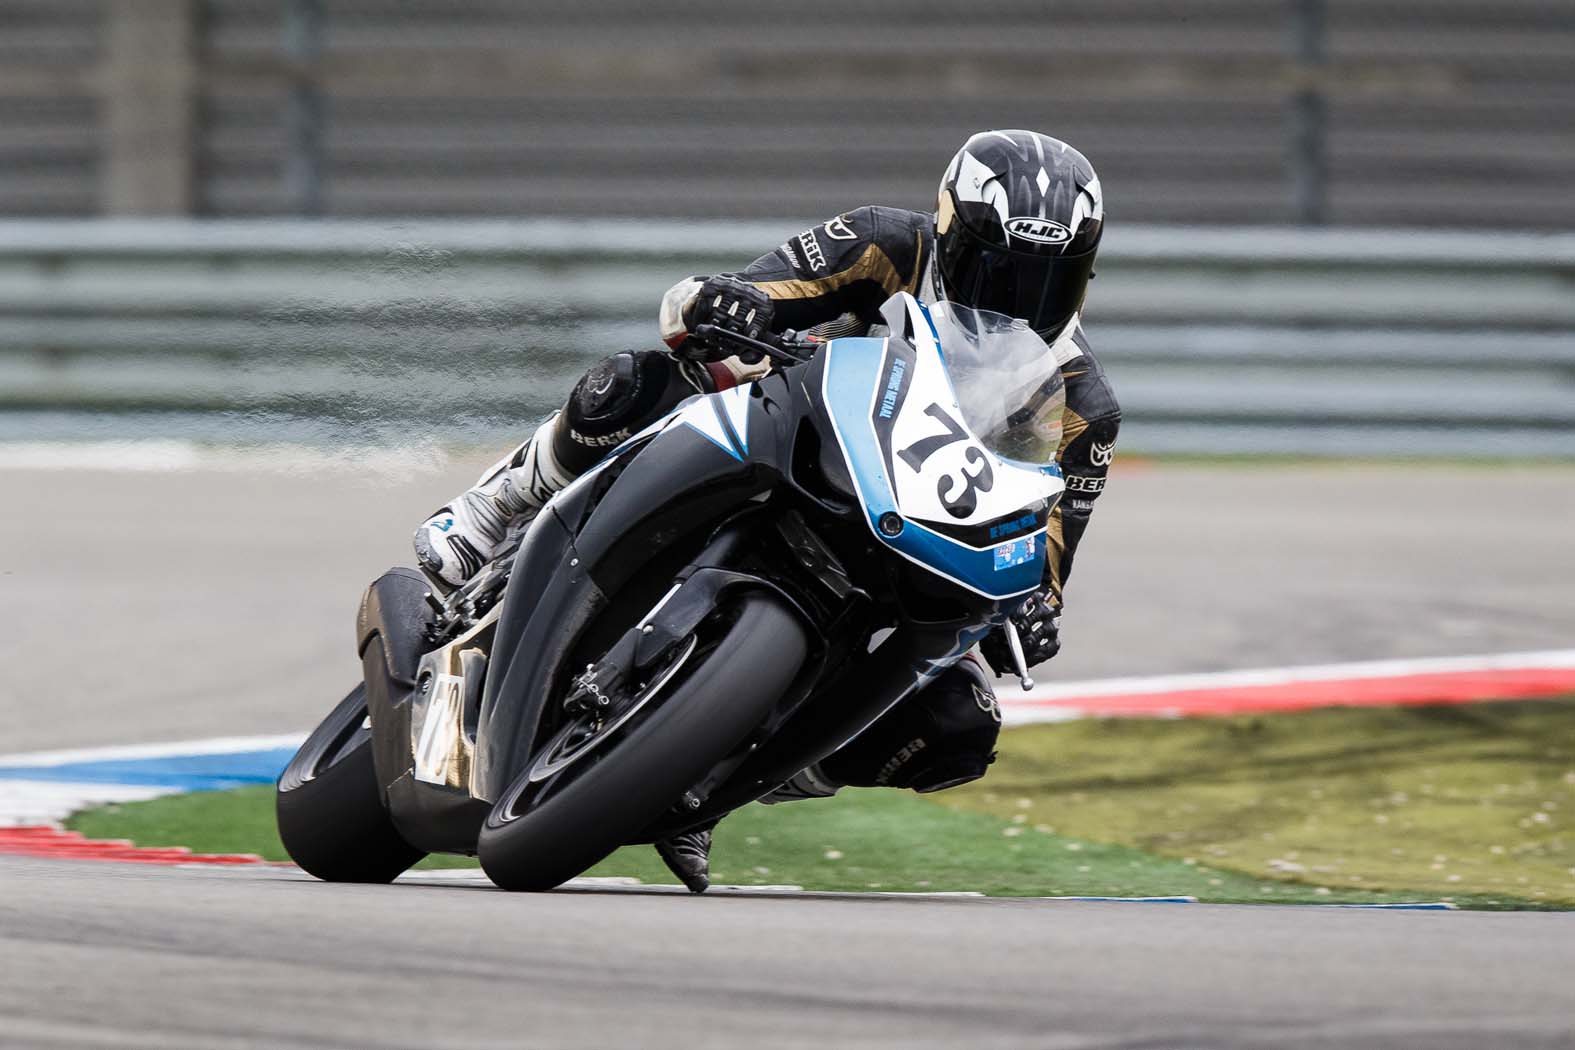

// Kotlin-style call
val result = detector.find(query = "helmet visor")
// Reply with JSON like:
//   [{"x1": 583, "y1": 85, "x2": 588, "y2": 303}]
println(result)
[{"x1": 937, "y1": 213, "x2": 1097, "y2": 338}]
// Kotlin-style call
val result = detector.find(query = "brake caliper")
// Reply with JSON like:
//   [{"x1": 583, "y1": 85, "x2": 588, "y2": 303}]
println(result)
[{"x1": 563, "y1": 662, "x2": 616, "y2": 718}]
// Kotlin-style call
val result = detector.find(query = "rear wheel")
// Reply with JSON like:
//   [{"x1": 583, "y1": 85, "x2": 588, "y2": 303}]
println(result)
[
  {"x1": 276, "y1": 683, "x2": 426, "y2": 883},
  {"x1": 478, "y1": 594, "x2": 806, "y2": 891}
]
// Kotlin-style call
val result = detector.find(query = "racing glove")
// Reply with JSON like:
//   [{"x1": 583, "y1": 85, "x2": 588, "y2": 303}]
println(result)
[
  {"x1": 979, "y1": 589, "x2": 1062, "y2": 677},
  {"x1": 659, "y1": 275, "x2": 775, "y2": 356}
]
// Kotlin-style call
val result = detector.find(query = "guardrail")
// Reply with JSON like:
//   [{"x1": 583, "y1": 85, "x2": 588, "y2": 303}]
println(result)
[{"x1": 2, "y1": 220, "x2": 1572, "y2": 455}]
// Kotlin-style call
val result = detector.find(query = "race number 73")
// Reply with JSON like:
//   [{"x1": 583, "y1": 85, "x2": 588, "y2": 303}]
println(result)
[{"x1": 896, "y1": 402, "x2": 994, "y2": 518}]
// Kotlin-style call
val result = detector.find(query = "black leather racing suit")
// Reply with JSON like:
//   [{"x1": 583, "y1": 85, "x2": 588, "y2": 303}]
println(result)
[{"x1": 542, "y1": 206, "x2": 1122, "y2": 793}]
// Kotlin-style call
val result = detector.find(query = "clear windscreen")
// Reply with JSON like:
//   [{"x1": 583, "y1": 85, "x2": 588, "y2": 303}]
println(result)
[{"x1": 908, "y1": 300, "x2": 1067, "y2": 467}]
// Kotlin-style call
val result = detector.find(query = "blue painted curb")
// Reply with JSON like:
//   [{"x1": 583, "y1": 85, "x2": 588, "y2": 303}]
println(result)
[{"x1": 0, "y1": 748, "x2": 295, "y2": 793}]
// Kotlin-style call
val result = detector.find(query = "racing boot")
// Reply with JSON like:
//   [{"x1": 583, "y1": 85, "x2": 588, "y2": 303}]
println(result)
[
  {"x1": 413, "y1": 413, "x2": 575, "y2": 588},
  {"x1": 657, "y1": 767, "x2": 840, "y2": 893},
  {"x1": 758, "y1": 763, "x2": 843, "y2": 804},
  {"x1": 655, "y1": 821, "x2": 717, "y2": 894}
]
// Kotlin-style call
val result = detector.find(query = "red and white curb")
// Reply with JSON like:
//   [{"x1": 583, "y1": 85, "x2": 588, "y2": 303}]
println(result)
[
  {"x1": 0, "y1": 825, "x2": 273, "y2": 865},
  {"x1": 0, "y1": 735, "x2": 304, "y2": 865},
  {"x1": 998, "y1": 648, "x2": 1575, "y2": 724}
]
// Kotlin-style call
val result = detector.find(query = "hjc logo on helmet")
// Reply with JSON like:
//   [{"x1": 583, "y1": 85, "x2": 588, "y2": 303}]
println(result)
[{"x1": 1005, "y1": 216, "x2": 1072, "y2": 246}]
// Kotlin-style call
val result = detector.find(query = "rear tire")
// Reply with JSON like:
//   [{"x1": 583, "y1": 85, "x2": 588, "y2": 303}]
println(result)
[
  {"x1": 276, "y1": 684, "x2": 427, "y2": 883},
  {"x1": 478, "y1": 594, "x2": 807, "y2": 891}
]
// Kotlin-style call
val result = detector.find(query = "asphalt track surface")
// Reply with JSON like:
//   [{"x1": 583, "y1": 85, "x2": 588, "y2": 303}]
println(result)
[
  {"x1": 5, "y1": 457, "x2": 1574, "y2": 751},
  {"x1": 4, "y1": 856, "x2": 1574, "y2": 1050},
  {"x1": 4, "y1": 458, "x2": 1575, "y2": 1048}
]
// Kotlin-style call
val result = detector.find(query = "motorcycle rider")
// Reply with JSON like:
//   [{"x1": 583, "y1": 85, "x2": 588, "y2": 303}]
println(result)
[{"x1": 413, "y1": 130, "x2": 1121, "y2": 892}]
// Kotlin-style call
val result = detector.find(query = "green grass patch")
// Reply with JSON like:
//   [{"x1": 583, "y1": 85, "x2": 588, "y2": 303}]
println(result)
[
  {"x1": 64, "y1": 698, "x2": 1575, "y2": 907},
  {"x1": 944, "y1": 698, "x2": 1575, "y2": 907},
  {"x1": 65, "y1": 764, "x2": 1555, "y2": 907}
]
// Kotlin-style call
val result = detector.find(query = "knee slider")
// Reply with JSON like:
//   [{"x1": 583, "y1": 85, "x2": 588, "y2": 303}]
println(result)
[
  {"x1": 556, "y1": 350, "x2": 695, "y2": 477},
  {"x1": 822, "y1": 657, "x2": 1001, "y2": 793},
  {"x1": 566, "y1": 352, "x2": 647, "y2": 442}
]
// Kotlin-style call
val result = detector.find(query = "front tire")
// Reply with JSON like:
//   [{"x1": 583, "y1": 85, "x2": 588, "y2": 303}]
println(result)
[
  {"x1": 478, "y1": 594, "x2": 807, "y2": 892},
  {"x1": 276, "y1": 684, "x2": 426, "y2": 883}
]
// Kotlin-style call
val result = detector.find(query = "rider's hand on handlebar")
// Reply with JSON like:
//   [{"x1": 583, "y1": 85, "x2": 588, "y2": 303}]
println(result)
[
  {"x1": 660, "y1": 275, "x2": 776, "y2": 360},
  {"x1": 980, "y1": 590, "x2": 1062, "y2": 676}
]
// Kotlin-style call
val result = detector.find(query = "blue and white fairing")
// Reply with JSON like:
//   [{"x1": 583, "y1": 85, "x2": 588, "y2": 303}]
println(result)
[{"x1": 820, "y1": 293, "x2": 1068, "y2": 600}]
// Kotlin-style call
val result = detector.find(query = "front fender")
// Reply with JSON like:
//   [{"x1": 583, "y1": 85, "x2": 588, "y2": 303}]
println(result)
[
  {"x1": 471, "y1": 506, "x2": 606, "y2": 802},
  {"x1": 633, "y1": 566, "x2": 819, "y2": 670}
]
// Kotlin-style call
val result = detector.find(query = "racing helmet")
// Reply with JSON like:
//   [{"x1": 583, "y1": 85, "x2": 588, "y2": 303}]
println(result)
[{"x1": 935, "y1": 130, "x2": 1103, "y2": 341}]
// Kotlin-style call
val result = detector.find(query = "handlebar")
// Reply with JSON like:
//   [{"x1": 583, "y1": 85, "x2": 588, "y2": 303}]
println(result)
[{"x1": 690, "y1": 324, "x2": 817, "y2": 367}]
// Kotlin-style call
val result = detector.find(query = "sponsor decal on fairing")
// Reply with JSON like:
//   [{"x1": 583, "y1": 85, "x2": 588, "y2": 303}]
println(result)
[{"x1": 992, "y1": 534, "x2": 1037, "y2": 570}]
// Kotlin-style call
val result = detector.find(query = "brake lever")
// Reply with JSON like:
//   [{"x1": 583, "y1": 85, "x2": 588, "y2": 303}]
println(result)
[
  {"x1": 1004, "y1": 621, "x2": 1035, "y2": 692},
  {"x1": 691, "y1": 324, "x2": 815, "y2": 367}
]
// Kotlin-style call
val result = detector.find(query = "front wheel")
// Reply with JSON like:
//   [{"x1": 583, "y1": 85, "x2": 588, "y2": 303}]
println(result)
[
  {"x1": 478, "y1": 593, "x2": 807, "y2": 891},
  {"x1": 276, "y1": 683, "x2": 427, "y2": 883}
]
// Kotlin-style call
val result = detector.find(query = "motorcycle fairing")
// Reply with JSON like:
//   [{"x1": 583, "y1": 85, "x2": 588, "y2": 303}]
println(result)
[
  {"x1": 818, "y1": 297, "x2": 1061, "y2": 600},
  {"x1": 472, "y1": 380, "x2": 796, "y2": 802},
  {"x1": 522, "y1": 382, "x2": 755, "y2": 536},
  {"x1": 665, "y1": 383, "x2": 753, "y2": 460}
]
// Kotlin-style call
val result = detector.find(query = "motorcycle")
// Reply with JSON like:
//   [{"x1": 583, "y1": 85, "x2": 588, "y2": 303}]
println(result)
[{"x1": 276, "y1": 291, "x2": 1068, "y2": 891}]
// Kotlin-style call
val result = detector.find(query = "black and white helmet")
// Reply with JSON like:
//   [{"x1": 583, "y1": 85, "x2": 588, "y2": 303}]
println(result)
[{"x1": 935, "y1": 130, "x2": 1104, "y2": 341}]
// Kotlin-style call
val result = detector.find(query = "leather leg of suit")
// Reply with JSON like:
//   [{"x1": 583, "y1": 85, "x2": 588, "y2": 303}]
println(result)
[
  {"x1": 549, "y1": 350, "x2": 711, "y2": 477},
  {"x1": 820, "y1": 656, "x2": 1001, "y2": 793}
]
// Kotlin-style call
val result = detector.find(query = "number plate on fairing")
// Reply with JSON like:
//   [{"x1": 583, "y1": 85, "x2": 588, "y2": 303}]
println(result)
[{"x1": 884, "y1": 341, "x2": 1044, "y2": 528}]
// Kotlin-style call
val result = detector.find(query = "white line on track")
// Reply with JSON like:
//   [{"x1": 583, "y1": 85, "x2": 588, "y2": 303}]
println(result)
[
  {"x1": 0, "y1": 440, "x2": 451, "y2": 477},
  {"x1": 225, "y1": 865, "x2": 1208, "y2": 902},
  {"x1": 0, "y1": 733, "x2": 306, "y2": 769}
]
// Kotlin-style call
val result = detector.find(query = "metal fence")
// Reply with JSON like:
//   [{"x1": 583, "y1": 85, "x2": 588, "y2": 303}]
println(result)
[
  {"x1": 3, "y1": 1, "x2": 1574, "y2": 228},
  {"x1": 3, "y1": 219, "x2": 1571, "y2": 456}
]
